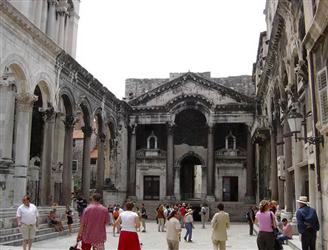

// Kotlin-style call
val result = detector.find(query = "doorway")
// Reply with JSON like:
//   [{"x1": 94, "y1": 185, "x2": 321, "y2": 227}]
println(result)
[
  {"x1": 180, "y1": 155, "x2": 202, "y2": 200},
  {"x1": 222, "y1": 176, "x2": 238, "y2": 201}
]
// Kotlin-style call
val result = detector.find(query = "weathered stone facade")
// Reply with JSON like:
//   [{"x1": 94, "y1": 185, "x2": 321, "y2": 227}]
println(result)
[{"x1": 252, "y1": 0, "x2": 328, "y2": 248}]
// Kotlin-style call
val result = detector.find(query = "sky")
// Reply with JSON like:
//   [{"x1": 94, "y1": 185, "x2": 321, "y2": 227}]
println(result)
[{"x1": 76, "y1": 0, "x2": 267, "y2": 99}]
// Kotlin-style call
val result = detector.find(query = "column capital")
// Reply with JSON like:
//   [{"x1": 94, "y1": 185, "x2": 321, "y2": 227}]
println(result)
[
  {"x1": 207, "y1": 124, "x2": 215, "y2": 134},
  {"x1": 48, "y1": 0, "x2": 58, "y2": 6},
  {"x1": 16, "y1": 93, "x2": 38, "y2": 112},
  {"x1": 64, "y1": 115, "x2": 76, "y2": 129},
  {"x1": 56, "y1": 0, "x2": 69, "y2": 15},
  {"x1": 81, "y1": 125, "x2": 93, "y2": 137},
  {"x1": 130, "y1": 123, "x2": 138, "y2": 134},
  {"x1": 99, "y1": 133, "x2": 106, "y2": 142},
  {"x1": 40, "y1": 106, "x2": 56, "y2": 123},
  {"x1": 166, "y1": 122, "x2": 175, "y2": 134}
]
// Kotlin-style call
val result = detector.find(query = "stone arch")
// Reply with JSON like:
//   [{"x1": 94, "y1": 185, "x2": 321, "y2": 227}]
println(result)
[
  {"x1": 78, "y1": 97, "x2": 93, "y2": 127},
  {"x1": 32, "y1": 72, "x2": 55, "y2": 106},
  {"x1": 0, "y1": 54, "x2": 31, "y2": 93},
  {"x1": 33, "y1": 80, "x2": 52, "y2": 108},
  {"x1": 169, "y1": 96, "x2": 211, "y2": 124},
  {"x1": 176, "y1": 151, "x2": 205, "y2": 168},
  {"x1": 58, "y1": 87, "x2": 76, "y2": 116}
]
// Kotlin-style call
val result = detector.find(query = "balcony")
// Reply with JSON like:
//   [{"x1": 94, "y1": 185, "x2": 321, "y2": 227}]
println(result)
[{"x1": 136, "y1": 149, "x2": 167, "y2": 159}]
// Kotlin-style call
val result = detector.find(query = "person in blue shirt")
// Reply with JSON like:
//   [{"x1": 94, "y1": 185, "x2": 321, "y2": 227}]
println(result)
[{"x1": 296, "y1": 196, "x2": 320, "y2": 250}]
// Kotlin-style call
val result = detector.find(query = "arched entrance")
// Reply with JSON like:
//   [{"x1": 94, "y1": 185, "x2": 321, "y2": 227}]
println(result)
[{"x1": 180, "y1": 154, "x2": 203, "y2": 200}]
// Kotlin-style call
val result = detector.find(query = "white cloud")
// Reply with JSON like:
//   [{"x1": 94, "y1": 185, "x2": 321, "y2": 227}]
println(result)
[{"x1": 76, "y1": 0, "x2": 266, "y2": 98}]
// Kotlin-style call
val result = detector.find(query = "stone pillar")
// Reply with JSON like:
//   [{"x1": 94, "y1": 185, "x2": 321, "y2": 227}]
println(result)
[
  {"x1": 56, "y1": 0, "x2": 68, "y2": 48},
  {"x1": 270, "y1": 129, "x2": 278, "y2": 201},
  {"x1": 96, "y1": 133, "x2": 106, "y2": 194},
  {"x1": 294, "y1": 139, "x2": 303, "y2": 208},
  {"x1": 207, "y1": 124, "x2": 214, "y2": 197},
  {"x1": 0, "y1": 79, "x2": 16, "y2": 161},
  {"x1": 173, "y1": 166, "x2": 180, "y2": 200},
  {"x1": 62, "y1": 115, "x2": 74, "y2": 205},
  {"x1": 40, "y1": 107, "x2": 56, "y2": 206},
  {"x1": 245, "y1": 126, "x2": 255, "y2": 202},
  {"x1": 276, "y1": 122, "x2": 285, "y2": 209},
  {"x1": 166, "y1": 124, "x2": 174, "y2": 197},
  {"x1": 81, "y1": 125, "x2": 92, "y2": 198},
  {"x1": 128, "y1": 124, "x2": 137, "y2": 197},
  {"x1": 283, "y1": 120, "x2": 293, "y2": 214},
  {"x1": 40, "y1": 0, "x2": 48, "y2": 32},
  {"x1": 46, "y1": 0, "x2": 57, "y2": 41},
  {"x1": 33, "y1": 0, "x2": 43, "y2": 28},
  {"x1": 13, "y1": 93, "x2": 37, "y2": 206}
]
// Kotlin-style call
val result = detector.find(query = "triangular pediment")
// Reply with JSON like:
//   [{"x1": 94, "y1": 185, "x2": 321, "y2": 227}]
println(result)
[{"x1": 128, "y1": 72, "x2": 255, "y2": 108}]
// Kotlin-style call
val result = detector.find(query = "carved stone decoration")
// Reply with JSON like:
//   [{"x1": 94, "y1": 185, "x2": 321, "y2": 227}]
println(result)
[
  {"x1": 56, "y1": 0, "x2": 69, "y2": 15},
  {"x1": 15, "y1": 93, "x2": 38, "y2": 112},
  {"x1": 40, "y1": 105, "x2": 56, "y2": 122}
]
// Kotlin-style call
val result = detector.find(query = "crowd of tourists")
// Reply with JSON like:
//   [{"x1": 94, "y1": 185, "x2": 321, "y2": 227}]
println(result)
[{"x1": 16, "y1": 193, "x2": 320, "y2": 250}]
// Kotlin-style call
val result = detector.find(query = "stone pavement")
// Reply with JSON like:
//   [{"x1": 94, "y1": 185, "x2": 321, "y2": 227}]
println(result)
[{"x1": 1, "y1": 221, "x2": 293, "y2": 250}]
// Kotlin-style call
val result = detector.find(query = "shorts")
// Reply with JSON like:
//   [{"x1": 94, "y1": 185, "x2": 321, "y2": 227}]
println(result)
[
  {"x1": 82, "y1": 241, "x2": 105, "y2": 250},
  {"x1": 20, "y1": 224, "x2": 36, "y2": 240}
]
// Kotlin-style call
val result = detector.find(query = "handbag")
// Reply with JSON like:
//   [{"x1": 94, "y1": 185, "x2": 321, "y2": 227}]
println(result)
[{"x1": 69, "y1": 241, "x2": 82, "y2": 250}]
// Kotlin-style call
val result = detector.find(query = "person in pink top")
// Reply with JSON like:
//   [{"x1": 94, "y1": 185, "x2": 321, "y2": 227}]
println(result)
[
  {"x1": 77, "y1": 193, "x2": 109, "y2": 250},
  {"x1": 254, "y1": 200, "x2": 277, "y2": 250},
  {"x1": 277, "y1": 218, "x2": 292, "y2": 246}
]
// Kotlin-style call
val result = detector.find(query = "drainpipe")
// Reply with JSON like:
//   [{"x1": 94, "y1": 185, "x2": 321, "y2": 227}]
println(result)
[{"x1": 308, "y1": 51, "x2": 324, "y2": 249}]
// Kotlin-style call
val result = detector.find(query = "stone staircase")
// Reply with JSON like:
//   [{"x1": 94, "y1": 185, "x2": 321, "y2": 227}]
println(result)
[{"x1": 0, "y1": 206, "x2": 80, "y2": 246}]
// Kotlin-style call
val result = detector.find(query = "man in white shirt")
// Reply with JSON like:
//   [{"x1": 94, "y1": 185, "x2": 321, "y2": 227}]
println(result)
[{"x1": 16, "y1": 195, "x2": 39, "y2": 250}]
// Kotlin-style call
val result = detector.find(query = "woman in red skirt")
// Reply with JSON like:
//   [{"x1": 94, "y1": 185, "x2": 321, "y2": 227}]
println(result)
[{"x1": 114, "y1": 202, "x2": 141, "y2": 250}]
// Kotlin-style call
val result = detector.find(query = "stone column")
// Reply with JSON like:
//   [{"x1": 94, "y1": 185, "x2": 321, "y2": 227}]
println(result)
[
  {"x1": 166, "y1": 124, "x2": 174, "y2": 197},
  {"x1": 207, "y1": 124, "x2": 214, "y2": 197},
  {"x1": 62, "y1": 115, "x2": 74, "y2": 205},
  {"x1": 294, "y1": 139, "x2": 303, "y2": 208},
  {"x1": 56, "y1": 0, "x2": 68, "y2": 48},
  {"x1": 270, "y1": 128, "x2": 278, "y2": 201},
  {"x1": 96, "y1": 133, "x2": 106, "y2": 194},
  {"x1": 40, "y1": 107, "x2": 56, "y2": 206},
  {"x1": 46, "y1": 0, "x2": 57, "y2": 40},
  {"x1": 81, "y1": 125, "x2": 92, "y2": 198},
  {"x1": 173, "y1": 166, "x2": 180, "y2": 200},
  {"x1": 283, "y1": 120, "x2": 293, "y2": 214},
  {"x1": 128, "y1": 124, "x2": 137, "y2": 197},
  {"x1": 0, "y1": 79, "x2": 16, "y2": 161},
  {"x1": 40, "y1": 0, "x2": 48, "y2": 32},
  {"x1": 245, "y1": 126, "x2": 254, "y2": 202},
  {"x1": 13, "y1": 93, "x2": 37, "y2": 206},
  {"x1": 276, "y1": 122, "x2": 285, "y2": 209},
  {"x1": 33, "y1": 0, "x2": 43, "y2": 28}
]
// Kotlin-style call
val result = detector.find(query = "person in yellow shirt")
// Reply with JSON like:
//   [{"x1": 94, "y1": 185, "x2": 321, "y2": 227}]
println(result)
[{"x1": 211, "y1": 203, "x2": 230, "y2": 250}]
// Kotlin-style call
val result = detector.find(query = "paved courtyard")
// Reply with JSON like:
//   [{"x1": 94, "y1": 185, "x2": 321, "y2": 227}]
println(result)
[{"x1": 1, "y1": 221, "x2": 293, "y2": 250}]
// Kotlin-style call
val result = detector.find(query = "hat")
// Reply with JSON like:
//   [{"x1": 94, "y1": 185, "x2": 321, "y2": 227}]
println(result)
[
  {"x1": 296, "y1": 196, "x2": 309, "y2": 205},
  {"x1": 187, "y1": 209, "x2": 193, "y2": 213}
]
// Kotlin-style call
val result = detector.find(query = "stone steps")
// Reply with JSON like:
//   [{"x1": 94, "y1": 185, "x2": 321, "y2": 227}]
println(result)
[{"x1": 0, "y1": 223, "x2": 80, "y2": 246}]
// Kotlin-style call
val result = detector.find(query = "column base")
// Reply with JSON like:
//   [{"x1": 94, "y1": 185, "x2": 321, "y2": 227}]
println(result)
[
  {"x1": 280, "y1": 210, "x2": 293, "y2": 220},
  {"x1": 244, "y1": 195, "x2": 256, "y2": 204},
  {"x1": 206, "y1": 195, "x2": 216, "y2": 202},
  {"x1": 165, "y1": 196, "x2": 176, "y2": 201},
  {"x1": 127, "y1": 196, "x2": 138, "y2": 202}
]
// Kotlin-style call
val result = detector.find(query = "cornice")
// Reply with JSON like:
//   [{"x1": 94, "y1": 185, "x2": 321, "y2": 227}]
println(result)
[
  {"x1": 256, "y1": 1, "x2": 285, "y2": 101},
  {"x1": 0, "y1": 0, "x2": 62, "y2": 56},
  {"x1": 129, "y1": 72, "x2": 255, "y2": 106}
]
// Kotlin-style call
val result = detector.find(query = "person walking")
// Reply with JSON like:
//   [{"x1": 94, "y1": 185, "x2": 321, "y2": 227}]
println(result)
[
  {"x1": 166, "y1": 210, "x2": 182, "y2": 250},
  {"x1": 77, "y1": 193, "x2": 109, "y2": 250},
  {"x1": 157, "y1": 205, "x2": 165, "y2": 232},
  {"x1": 16, "y1": 195, "x2": 39, "y2": 250},
  {"x1": 246, "y1": 206, "x2": 256, "y2": 236},
  {"x1": 114, "y1": 202, "x2": 141, "y2": 250},
  {"x1": 183, "y1": 209, "x2": 194, "y2": 242},
  {"x1": 140, "y1": 203, "x2": 147, "y2": 232},
  {"x1": 254, "y1": 200, "x2": 277, "y2": 250},
  {"x1": 200, "y1": 204, "x2": 207, "y2": 229},
  {"x1": 296, "y1": 196, "x2": 320, "y2": 250},
  {"x1": 211, "y1": 203, "x2": 230, "y2": 250},
  {"x1": 66, "y1": 205, "x2": 73, "y2": 235}
]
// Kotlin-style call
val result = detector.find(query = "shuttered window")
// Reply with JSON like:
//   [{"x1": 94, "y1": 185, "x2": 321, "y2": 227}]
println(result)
[{"x1": 318, "y1": 67, "x2": 328, "y2": 125}]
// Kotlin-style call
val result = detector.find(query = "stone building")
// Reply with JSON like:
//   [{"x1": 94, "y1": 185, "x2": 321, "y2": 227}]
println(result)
[
  {"x1": 125, "y1": 72, "x2": 256, "y2": 207},
  {"x1": 252, "y1": 0, "x2": 327, "y2": 248}
]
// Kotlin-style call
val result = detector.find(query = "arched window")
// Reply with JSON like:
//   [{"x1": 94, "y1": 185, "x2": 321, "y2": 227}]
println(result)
[
  {"x1": 225, "y1": 131, "x2": 236, "y2": 150},
  {"x1": 147, "y1": 131, "x2": 157, "y2": 149}
]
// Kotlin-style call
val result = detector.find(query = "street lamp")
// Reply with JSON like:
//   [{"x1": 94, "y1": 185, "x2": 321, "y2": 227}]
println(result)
[{"x1": 286, "y1": 106, "x2": 324, "y2": 145}]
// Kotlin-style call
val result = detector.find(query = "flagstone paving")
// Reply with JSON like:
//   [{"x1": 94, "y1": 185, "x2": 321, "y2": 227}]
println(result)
[{"x1": 1, "y1": 221, "x2": 293, "y2": 250}]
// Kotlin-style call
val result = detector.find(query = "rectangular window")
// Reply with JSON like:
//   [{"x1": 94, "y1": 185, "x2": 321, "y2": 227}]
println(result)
[
  {"x1": 143, "y1": 176, "x2": 160, "y2": 200},
  {"x1": 317, "y1": 67, "x2": 328, "y2": 125},
  {"x1": 73, "y1": 139, "x2": 76, "y2": 147},
  {"x1": 90, "y1": 158, "x2": 97, "y2": 165},
  {"x1": 72, "y1": 160, "x2": 78, "y2": 172}
]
